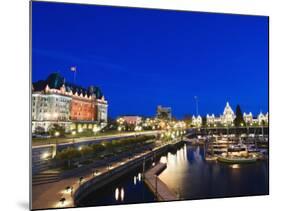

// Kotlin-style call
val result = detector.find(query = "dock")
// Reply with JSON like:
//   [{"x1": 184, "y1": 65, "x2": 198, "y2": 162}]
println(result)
[{"x1": 144, "y1": 163, "x2": 177, "y2": 201}]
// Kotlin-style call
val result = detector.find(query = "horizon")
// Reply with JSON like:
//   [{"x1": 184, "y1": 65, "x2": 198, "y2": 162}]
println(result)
[{"x1": 32, "y1": 2, "x2": 269, "y2": 119}]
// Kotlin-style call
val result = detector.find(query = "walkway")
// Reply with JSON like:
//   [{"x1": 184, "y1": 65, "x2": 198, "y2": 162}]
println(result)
[
  {"x1": 32, "y1": 140, "x2": 173, "y2": 210},
  {"x1": 144, "y1": 163, "x2": 177, "y2": 201}
]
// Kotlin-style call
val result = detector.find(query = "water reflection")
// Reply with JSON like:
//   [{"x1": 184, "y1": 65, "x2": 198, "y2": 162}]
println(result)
[
  {"x1": 138, "y1": 173, "x2": 142, "y2": 182},
  {"x1": 115, "y1": 188, "x2": 119, "y2": 201},
  {"x1": 159, "y1": 144, "x2": 268, "y2": 199},
  {"x1": 114, "y1": 187, "x2": 125, "y2": 201},
  {"x1": 231, "y1": 164, "x2": 240, "y2": 169},
  {"x1": 120, "y1": 188, "x2": 124, "y2": 201},
  {"x1": 79, "y1": 144, "x2": 268, "y2": 207}
]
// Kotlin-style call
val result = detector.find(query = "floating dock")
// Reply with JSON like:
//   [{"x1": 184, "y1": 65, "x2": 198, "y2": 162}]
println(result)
[{"x1": 144, "y1": 163, "x2": 177, "y2": 201}]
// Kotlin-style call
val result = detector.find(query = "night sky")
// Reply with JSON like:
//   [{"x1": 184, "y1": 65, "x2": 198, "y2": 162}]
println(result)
[{"x1": 32, "y1": 1, "x2": 268, "y2": 119}]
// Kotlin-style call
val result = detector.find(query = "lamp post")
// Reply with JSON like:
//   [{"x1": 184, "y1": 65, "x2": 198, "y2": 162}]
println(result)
[
  {"x1": 72, "y1": 131, "x2": 76, "y2": 146},
  {"x1": 54, "y1": 131, "x2": 60, "y2": 157},
  {"x1": 93, "y1": 125, "x2": 100, "y2": 136}
]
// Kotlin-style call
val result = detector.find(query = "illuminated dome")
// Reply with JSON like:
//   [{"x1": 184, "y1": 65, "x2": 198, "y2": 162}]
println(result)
[{"x1": 221, "y1": 102, "x2": 235, "y2": 125}]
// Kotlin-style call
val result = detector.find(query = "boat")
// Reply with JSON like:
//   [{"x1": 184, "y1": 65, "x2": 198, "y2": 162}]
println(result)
[
  {"x1": 217, "y1": 156, "x2": 257, "y2": 164},
  {"x1": 205, "y1": 156, "x2": 217, "y2": 161}
]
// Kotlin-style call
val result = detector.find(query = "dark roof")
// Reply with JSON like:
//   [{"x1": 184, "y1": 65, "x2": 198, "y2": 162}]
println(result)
[{"x1": 32, "y1": 73, "x2": 103, "y2": 99}]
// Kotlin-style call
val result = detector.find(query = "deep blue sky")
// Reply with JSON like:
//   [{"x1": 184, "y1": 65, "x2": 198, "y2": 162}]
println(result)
[{"x1": 32, "y1": 2, "x2": 268, "y2": 119}]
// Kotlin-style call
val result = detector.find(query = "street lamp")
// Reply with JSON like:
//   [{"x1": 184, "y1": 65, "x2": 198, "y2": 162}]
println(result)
[
  {"x1": 72, "y1": 131, "x2": 76, "y2": 145},
  {"x1": 79, "y1": 176, "x2": 84, "y2": 185},
  {"x1": 93, "y1": 125, "x2": 100, "y2": 135},
  {"x1": 59, "y1": 197, "x2": 66, "y2": 207},
  {"x1": 54, "y1": 131, "x2": 60, "y2": 156}
]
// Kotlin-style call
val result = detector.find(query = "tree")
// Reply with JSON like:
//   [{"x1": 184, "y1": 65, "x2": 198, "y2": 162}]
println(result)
[
  {"x1": 234, "y1": 105, "x2": 245, "y2": 127},
  {"x1": 56, "y1": 147, "x2": 81, "y2": 168},
  {"x1": 35, "y1": 126, "x2": 45, "y2": 134},
  {"x1": 202, "y1": 117, "x2": 207, "y2": 127},
  {"x1": 183, "y1": 115, "x2": 193, "y2": 128},
  {"x1": 48, "y1": 124, "x2": 65, "y2": 136}
]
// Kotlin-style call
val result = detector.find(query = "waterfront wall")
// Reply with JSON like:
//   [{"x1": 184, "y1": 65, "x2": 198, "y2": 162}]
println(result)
[
  {"x1": 32, "y1": 132, "x2": 160, "y2": 175},
  {"x1": 73, "y1": 144, "x2": 170, "y2": 205}
]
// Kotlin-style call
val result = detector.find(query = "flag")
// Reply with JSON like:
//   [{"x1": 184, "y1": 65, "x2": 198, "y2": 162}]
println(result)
[{"x1": 70, "y1": 66, "x2": 77, "y2": 72}]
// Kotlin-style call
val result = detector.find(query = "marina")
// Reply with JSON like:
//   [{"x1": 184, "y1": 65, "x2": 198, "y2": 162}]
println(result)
[{"x1": 77, "y1": 142, "x2": 268, "y2": 206}]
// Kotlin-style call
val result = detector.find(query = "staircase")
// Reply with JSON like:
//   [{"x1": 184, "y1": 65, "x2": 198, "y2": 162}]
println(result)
[{"x1": 32, "y1": 170, "x2": 61, "y2": 186}]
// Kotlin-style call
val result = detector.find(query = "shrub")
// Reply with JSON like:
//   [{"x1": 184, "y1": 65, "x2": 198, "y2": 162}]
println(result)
[{"x1": 56, "y1": 147, "x2": 81, "y2": 160}]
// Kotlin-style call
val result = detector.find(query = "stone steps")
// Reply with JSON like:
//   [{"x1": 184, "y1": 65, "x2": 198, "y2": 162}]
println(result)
[{"x1": 32, "y1": 170, "x2": 60, "y2": 186}]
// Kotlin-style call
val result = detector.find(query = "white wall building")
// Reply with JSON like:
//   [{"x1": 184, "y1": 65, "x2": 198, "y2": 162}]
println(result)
[
  {"x1": 206, "y1": 114, "x2": 215, "y2": 125},
  {"x1": 243, "y1": 112, "x2": 253, "y2": 124},
  {"x1": 258, "y1": 112, "x2": 269, "y2": 125},
  {"x1": 32, "y1": 87, "x2": 72, "y2": 132},
  {"x1": 220, "y1": 102, "x2": 236, "y2": 125},
  {"x1": 96, "y1": 97, "x2": 108, "y2": 124},
  {"x1": 192, "y1": 115, "x2": 202, "y2": 127},
  {"x1": 203, "y1": 102, "x2": 268, "y2": 127}
]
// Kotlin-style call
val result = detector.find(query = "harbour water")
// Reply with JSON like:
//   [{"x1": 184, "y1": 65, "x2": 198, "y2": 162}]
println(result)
[{"x1": 78, "y1": 144, "x2": 268, "y2": 206}]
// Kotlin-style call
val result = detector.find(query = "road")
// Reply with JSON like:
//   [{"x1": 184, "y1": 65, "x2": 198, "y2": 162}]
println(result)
[{"x1": 32, "y1": 130, "x2": 162, "y2": 149}]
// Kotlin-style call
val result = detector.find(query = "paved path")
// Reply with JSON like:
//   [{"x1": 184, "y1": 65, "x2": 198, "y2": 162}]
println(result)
[{"x1": 32, "y1": 143, "x2": 165, "y2": 209}]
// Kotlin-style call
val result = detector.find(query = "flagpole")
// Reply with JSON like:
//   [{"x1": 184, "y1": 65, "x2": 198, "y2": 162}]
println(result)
[
  {"x1": 74, "y1": 70, "x2": 76, "y2": 84},
  {"x1": 70, "y1": 66, "x2": 77, "y2": 84}
]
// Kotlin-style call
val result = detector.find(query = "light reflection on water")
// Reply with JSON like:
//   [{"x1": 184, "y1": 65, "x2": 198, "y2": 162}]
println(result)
[
  {"x1": 114, "y1": 188, "x2": 119, "y2": 201},
  {"x1": 114, "y1": 187, "x2": 125, "y2": 201},
  {"x1": 159, "y1": 144, "x2": 268, "y2": 199},
  {"x1": 79, "y1": 144, "x2": 268, "y2": 206},
  {"x1": 231, "y1": 164, "x2": 240, "y2": 169}
]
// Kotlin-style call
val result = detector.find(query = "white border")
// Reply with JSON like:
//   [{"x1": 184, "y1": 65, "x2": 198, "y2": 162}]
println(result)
[{"x1": 1, "y1": 1, "x2": 280, "y2": 211}]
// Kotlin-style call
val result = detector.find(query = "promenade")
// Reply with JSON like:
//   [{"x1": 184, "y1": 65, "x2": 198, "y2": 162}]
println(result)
[{"x1": 32, "y1": 140, "x2": 179, "y2": 210}]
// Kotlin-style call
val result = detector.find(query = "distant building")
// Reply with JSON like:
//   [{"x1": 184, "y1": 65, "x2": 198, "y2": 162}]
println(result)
[
  {"x1": 32, "y1": 73, "x2": 108, "y2": 133},
  {"x1": 220, "y1": 102, "x2": 236, "y2": 125},
  {"x1": 120, "y1": 116, "x2": 142, "y2": 125},
  {"x1": 243, "y1": 112, "x2": 253, "y2": 124},
  {"x1": 192, "y1": 115, "x2": 202, "y2": 127},
  {"x1": 156, "y1": 105, "x2": 172, "y2": 120},
  {"x1": 206, "y1": 114, "x2": 216, "y2": 125},
  {"x1": 205, "y1": 102, "x2": 236, "y2": 127},
  {"x1": 258, "y1": 112, "x2": 269, "y2": 125},
  {"x1": 203, "y1": 102, "x2": 268, "y2": 127}
]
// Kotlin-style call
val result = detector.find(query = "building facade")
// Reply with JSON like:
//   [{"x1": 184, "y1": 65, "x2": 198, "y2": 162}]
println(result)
[
  {"x1": 156, "y1": 105, "x2": 172, "y2": 120},
  {"x1": 192, "y1": 115, "x2": 202, "y2": 127},
  {"x1": 120, "y1": 116, "x2": 142, "y2": 125},
  {"x1": 71, "y1": 93, "x2": 95, "y2": 121},
  {"x1": 203, "y1": 102, "x2": 268, "y2": 127},
  {"x1": 95, "y1": 96, "x2": 108, "y2": 123},
  {"x1": 220, "y1": 102, "x2": 236, "y2": 125},
  {"x1": 258, "y1": 112, "x2": 269, "y2": 125},
  {"x1": 32, "y1": 73, "x2": 108, "y2": 133},
  {"x1": 243, "y1": 112, "x2": 253, "y2": 124}
]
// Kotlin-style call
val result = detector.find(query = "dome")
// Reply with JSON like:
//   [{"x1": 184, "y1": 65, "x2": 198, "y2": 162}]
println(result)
[{"x1": 46, "y1": 73, "x2": 64, "y2": 89}]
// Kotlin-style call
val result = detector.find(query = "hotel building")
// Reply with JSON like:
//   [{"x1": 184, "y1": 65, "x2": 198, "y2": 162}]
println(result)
[{"x1": 32, "y1": 73, "x2": 108, "y2": 133}]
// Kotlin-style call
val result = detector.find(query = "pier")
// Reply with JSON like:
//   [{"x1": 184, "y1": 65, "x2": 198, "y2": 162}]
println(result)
[{"x1": 144, "y1": 163, "x2": 177, "y2": 201}]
